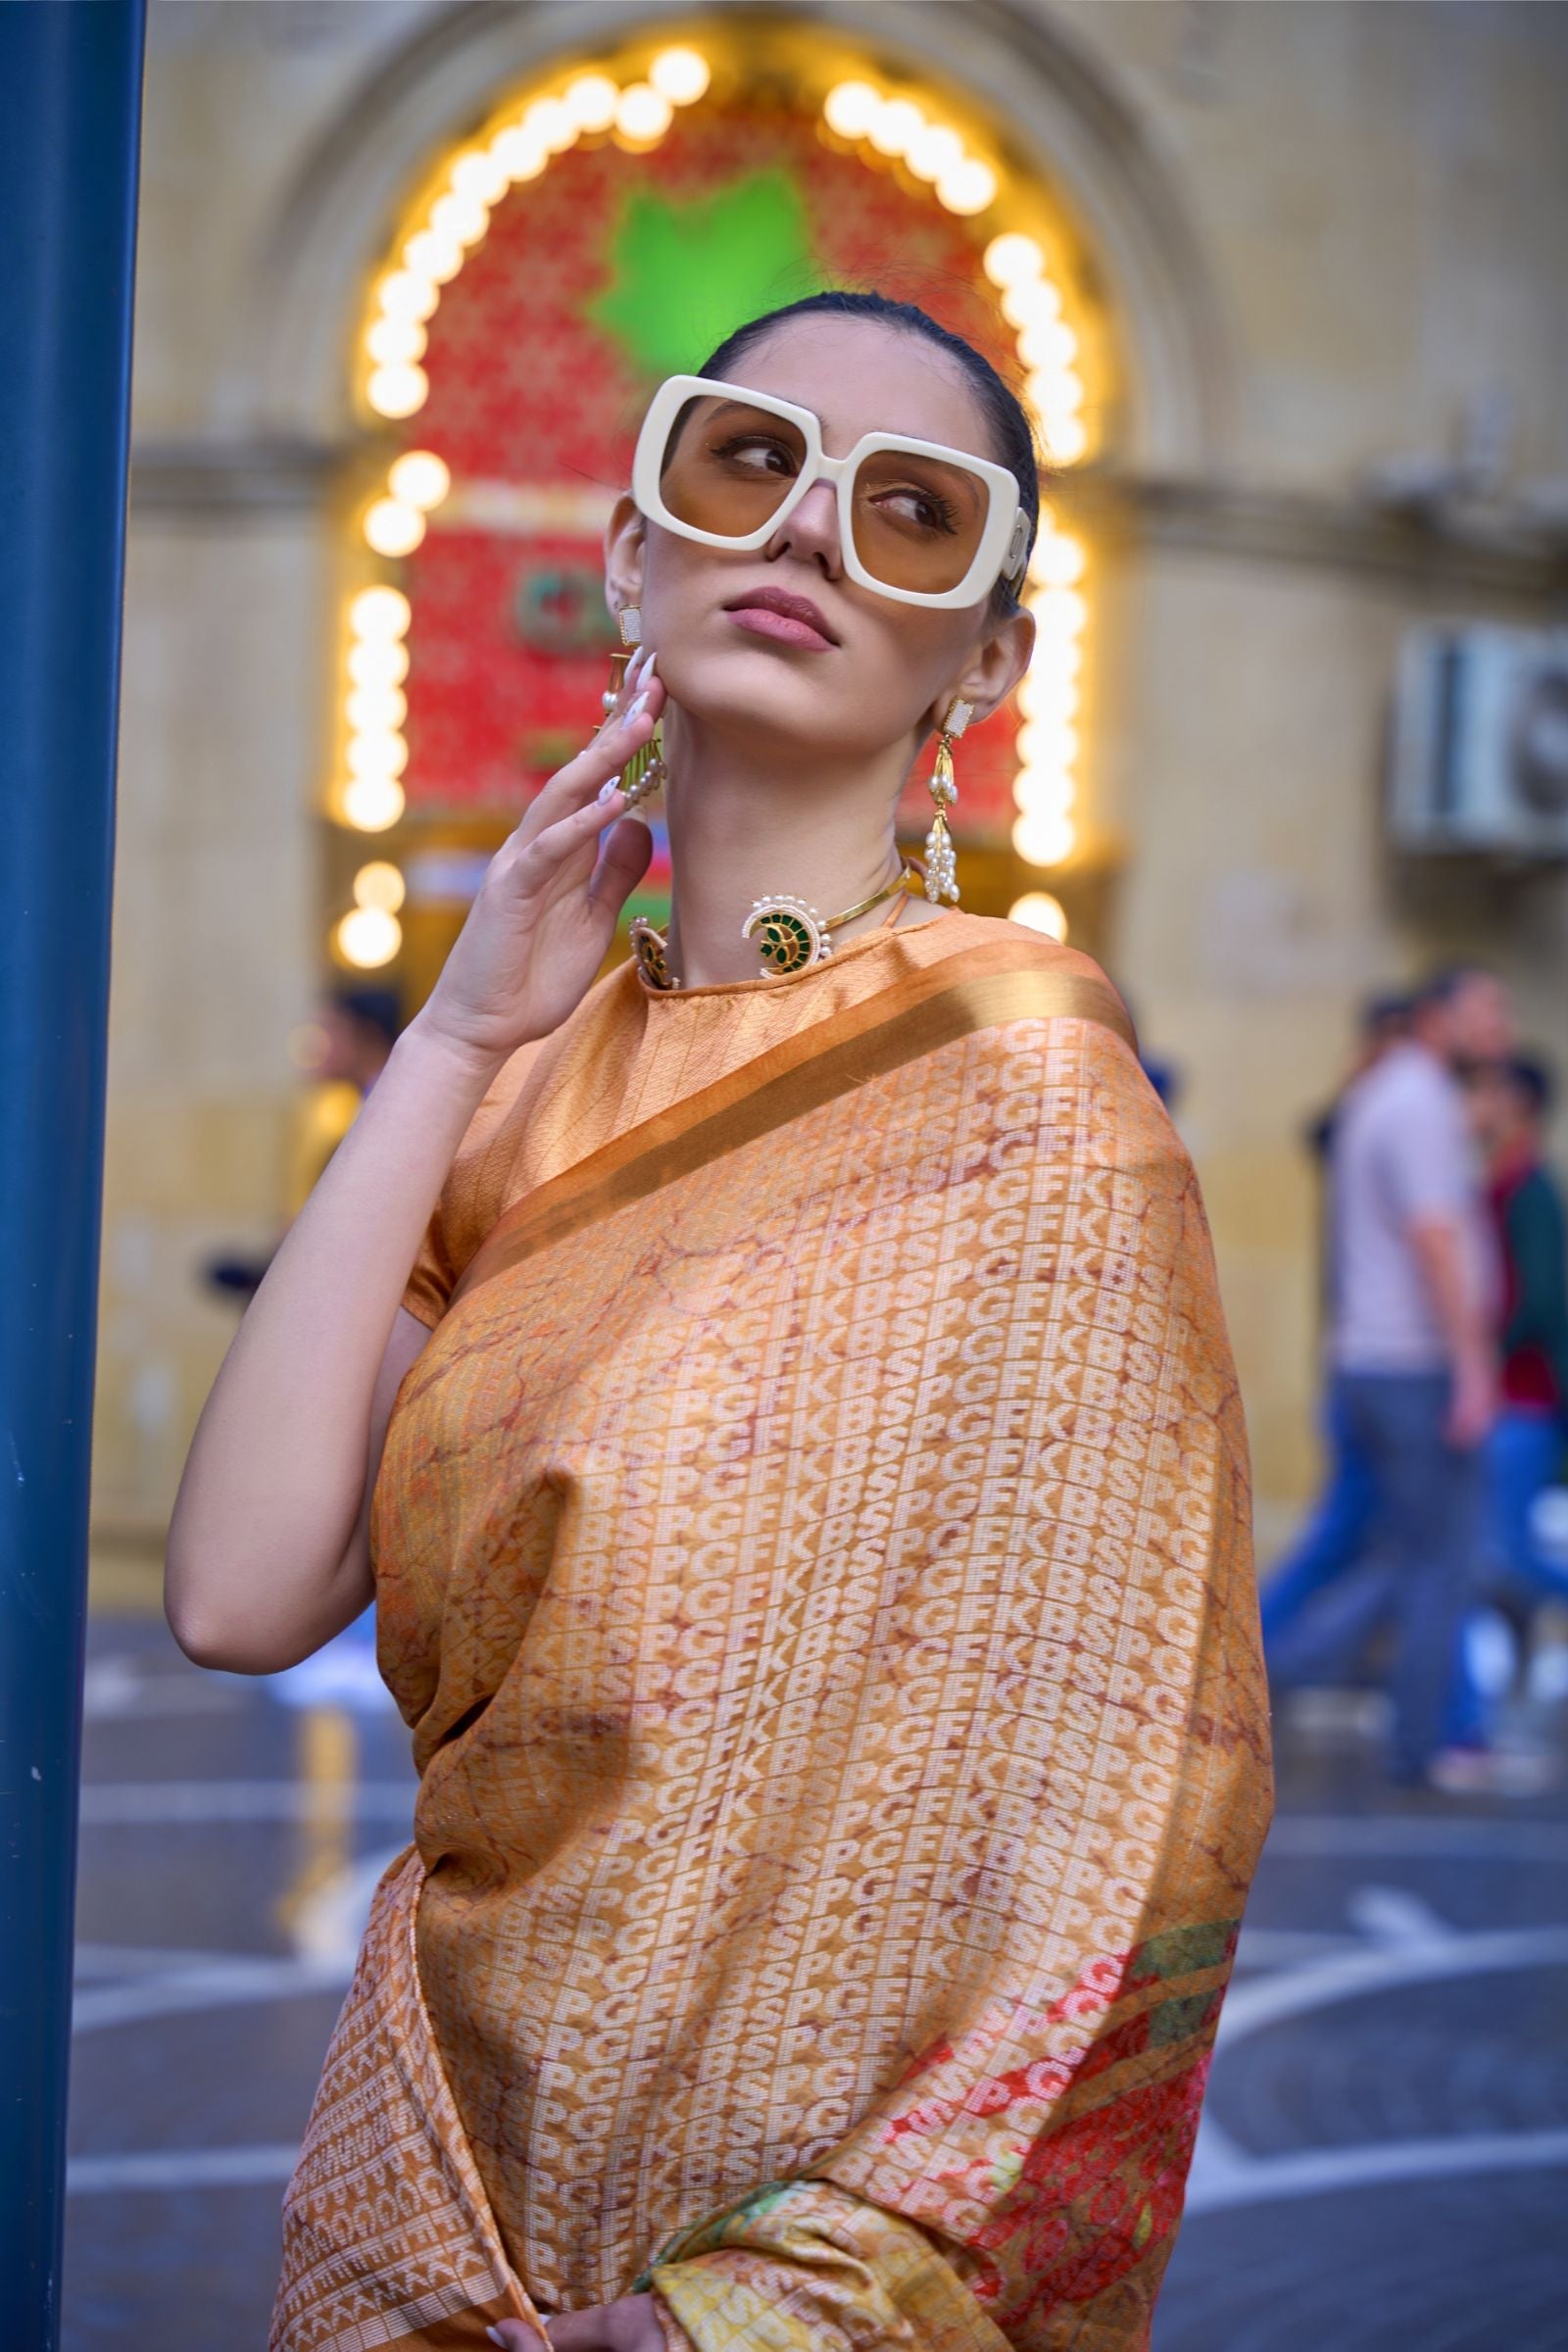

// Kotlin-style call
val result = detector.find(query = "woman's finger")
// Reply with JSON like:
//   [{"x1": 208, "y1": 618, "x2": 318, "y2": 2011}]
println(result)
[
  {"x1": 588, "y1": 813, "x2": 656, "y2": 914},
  {"x1": 485, "y1": 2321, "x2": 548, "y2": 2351},
  {"x1": 507, "y1": 709, "x2": 655, "y2": 853},
  {"x1": 517, "y1": 669, "x2": 664, "y2": 837},
  {"x1": 517, "y1": 781, "x2": 643, "y2": 884}
]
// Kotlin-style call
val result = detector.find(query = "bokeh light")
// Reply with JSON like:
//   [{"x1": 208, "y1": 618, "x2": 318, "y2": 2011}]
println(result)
[
  {"x1": 362, "y1": 497, "x2": 425, "y2": 557},
  {"x1": 935, "y1": 158, "x2": 998, "y2": 216},
  {"x1": 823, "y1": 80, "x2": 880, "y2": 138},
  {"x1": 563, "y1": 73, "x2": 618, "y2": 130},
  {"x1": 1011, "y1": 808, "x2": 1077, "y2": 866},
  {"x1": 1008, "y1": 891, "x2": 1069, "y2": 940},
  {"x1": 613, "y1": 83, "x2": 672, "y2": 145},
  {"x1": 366, "y1": 364, "x2": 428, "y2": 420},
  {"x1": 352, "y1": 860, "x2": 407, "y2": 914},
  {"x1": 983, "y1": 231, "x2": 1045, "y2": 287},
  {"x1": 339, "y1": 775, "x2": 406, "y2": 833},
  {"x1": 387, "y1": 450, "x2": 452, "y2": 512},
  {"x1": 347, "y1": 638, "x2": 410, "y2": 689},
  {"x1": 348, "y1": 585, "x2": 411, "y2": 640},
  {"x1": 649, "y1": 48, "x2": 710, "y2": 106},
  {"x1": 335, "y1": 906, "x2": 402, "y2": 967}
]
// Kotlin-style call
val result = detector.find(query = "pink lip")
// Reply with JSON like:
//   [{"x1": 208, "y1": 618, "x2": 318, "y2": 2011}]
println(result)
[{"x1": 722, "y1": 587, "x2": 838, "y2": 652}]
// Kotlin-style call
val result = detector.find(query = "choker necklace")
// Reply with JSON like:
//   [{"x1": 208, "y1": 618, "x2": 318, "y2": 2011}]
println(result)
[{"x1": 631, "y1": 858, "x2": 919, "y2": 992}]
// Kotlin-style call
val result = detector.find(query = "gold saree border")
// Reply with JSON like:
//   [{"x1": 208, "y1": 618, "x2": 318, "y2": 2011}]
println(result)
[{"x1": 449, "y1": 939, "x2": 1135, "y2": 1311}]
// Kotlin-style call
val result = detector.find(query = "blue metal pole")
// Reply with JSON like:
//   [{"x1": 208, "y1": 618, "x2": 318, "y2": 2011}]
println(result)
[{"x1": 0, "y1": 3, "x2": 145, "y2": 2343}]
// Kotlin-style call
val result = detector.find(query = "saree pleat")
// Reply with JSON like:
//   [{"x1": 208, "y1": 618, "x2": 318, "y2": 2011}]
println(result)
[{"x1": 272, "y1": 914, "x2": 1271, "y2": 2352}]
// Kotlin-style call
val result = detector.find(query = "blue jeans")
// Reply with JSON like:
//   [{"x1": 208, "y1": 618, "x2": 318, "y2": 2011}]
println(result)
[
  {"x1": 1488, "y1": 1408, "x2": 1568, "y2": 1596},
  {"x1": 1446, "y1": 1408, "x2": 1568, "y2": 1743},
  {"x1": 1268, "y1": 1371, "x2": 1483, "y2": 1778},
  {"x1": 1261, "y1": 1386, "x2": 1378, "y2": 1649}
]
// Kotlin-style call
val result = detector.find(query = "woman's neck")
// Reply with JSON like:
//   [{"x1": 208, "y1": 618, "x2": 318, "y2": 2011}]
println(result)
[{"x1": 659, "y1": 714, "x2": 934, "y2": 987}]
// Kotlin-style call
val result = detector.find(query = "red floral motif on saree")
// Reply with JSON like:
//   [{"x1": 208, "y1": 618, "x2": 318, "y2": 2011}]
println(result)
[{"x1": 870, "y1": 1923, "x2": 1239, "y2": 2331}]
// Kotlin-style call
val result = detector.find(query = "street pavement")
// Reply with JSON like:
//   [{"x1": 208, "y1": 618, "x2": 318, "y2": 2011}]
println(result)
[{"x1": 65, "y1": 1615, "x2": 1568, "y2": 2350}]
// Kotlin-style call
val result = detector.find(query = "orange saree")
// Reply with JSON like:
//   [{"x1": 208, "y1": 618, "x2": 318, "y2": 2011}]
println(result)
[{"x1": 271, "y1": 912, "x2": 1272, "y2": 2352}]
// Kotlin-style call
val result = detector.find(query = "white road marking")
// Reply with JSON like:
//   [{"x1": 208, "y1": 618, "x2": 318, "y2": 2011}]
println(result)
[
  {"x1": 1233, "y1": 1928, "x2": 1359, "y2": 1968},
  {"x1": 1217, "y1": 1921, "x2": 1568, "y2": 2050},
  {"x1": 1187, "y1": 2129, "x2": 1568, "y2": 2214},
  {"x1": 1344, "y1": 1885, "x2": 1449, "y2": 1946},
  {"x1": 74, "y1": 1942, "x2": 245, "y2": 1981},
  {"x1": 1265, "y1": 1815, "x2": 1568, "y2": 1865},
  {"x1": 73, "y1": 1954, "x2": 352, "y2": 2034},
  {"x1": 82, "y1": 1655, "x2": 239, "y2": 1718},
  {"x1": 288, "y1": 1843, "x2": 405, "y2": 1964},
  {"x1": 67, "y1": 2145, "x2": 300, "y2": 2194},
  {"x1": 72, "y1": 1840, "x2": 404, "y2": 2030},
  {"x1": 77, "y1": 1781, "x2": 415, "y2": 1825}
]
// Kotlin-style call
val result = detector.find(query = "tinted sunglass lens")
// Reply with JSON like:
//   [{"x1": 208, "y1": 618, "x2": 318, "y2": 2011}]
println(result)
[
  {"x1": 850, "y1": 450, "x2": 990, "y2": 595},
  {"x1": 659, "y1": 398, "x2": 808, "y2": 540}
]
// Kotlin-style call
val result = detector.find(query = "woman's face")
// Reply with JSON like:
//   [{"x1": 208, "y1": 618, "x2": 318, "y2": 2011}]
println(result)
[{"x1": 607, "y1": 316, "x2": 1033, "y2": 762}]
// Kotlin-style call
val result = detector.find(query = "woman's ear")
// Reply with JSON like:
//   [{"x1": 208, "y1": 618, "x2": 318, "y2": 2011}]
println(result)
[
  {"x1": 940, "y1": 606, "x2": 1035, "y2": 730},
  {"x1": 604, "y1": 493, "x2": 646, "y2": 622}
]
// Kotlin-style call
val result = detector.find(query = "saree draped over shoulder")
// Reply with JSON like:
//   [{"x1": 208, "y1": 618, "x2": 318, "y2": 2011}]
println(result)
[{"x1": 273, "y1": 913, "x2": 1272, "y2": 2352}]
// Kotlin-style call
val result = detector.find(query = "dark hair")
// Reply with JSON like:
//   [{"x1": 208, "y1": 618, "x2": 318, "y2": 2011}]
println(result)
[
  {"x1": 697, "y1": 291, "x2": 1041, "y2": 615},
  {"x1": 1413, "y1": 963, "x2": 1495, "y2": 1011},
  {"x1": 1359, "y1": 989, "x2": 1413, "y2": 1042},
  {"x1": 1503, "y1": 1053, "x2": 1554, "y2": 1120}
]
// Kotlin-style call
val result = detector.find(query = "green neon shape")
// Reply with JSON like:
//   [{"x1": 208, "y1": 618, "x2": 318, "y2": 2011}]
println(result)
[{"x1": 589, "y1": 169, "x2": 828, "y2": 379}]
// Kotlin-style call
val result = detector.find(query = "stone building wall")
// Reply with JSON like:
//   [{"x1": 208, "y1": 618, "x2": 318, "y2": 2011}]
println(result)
[{"x1": 100, "y1": 0, "x2": 1568, "y2": 1546}]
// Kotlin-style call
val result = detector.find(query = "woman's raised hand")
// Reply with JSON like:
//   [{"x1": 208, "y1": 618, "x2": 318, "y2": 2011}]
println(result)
[{"x1": 412, "y1": 650, "x2": 664, "y2": 1073}]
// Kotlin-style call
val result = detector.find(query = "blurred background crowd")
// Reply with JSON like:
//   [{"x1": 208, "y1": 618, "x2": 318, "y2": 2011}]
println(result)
[
  {"x1": 1265, "y1": 968, "x2": 1568, "y2": 1795},
  {"x1": 71, "y1": 3, "x2": 1567, "y2": 2347}
]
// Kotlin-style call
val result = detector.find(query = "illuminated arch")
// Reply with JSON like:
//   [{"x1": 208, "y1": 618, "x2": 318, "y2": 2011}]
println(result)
[
  {"x1": 251, "y1": 10, "x2": 1226, "y2": 979},
  {"x1": 256, "y1": 2, "x2": 1228, "y2": 466}
]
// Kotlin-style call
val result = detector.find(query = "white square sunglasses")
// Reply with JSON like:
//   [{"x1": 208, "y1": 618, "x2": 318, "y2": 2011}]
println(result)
[{"x1": 631, "y1": 374, "x2": 1031, "y2": 612}]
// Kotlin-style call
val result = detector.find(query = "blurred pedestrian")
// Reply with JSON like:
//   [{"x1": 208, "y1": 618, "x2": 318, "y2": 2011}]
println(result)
[
  {"x1": 1270, "y1": 967, "x2": 1511, "y2": 1786},
  {"x1": 206, "y1": 986, "x2": 402, "y2": 1302},
  {"x1": 286, "y1": 985, "x2": 402, "y2": 1212},
  {"x1": 1261, "y1": 991, "x2": 1411, "y2": 1653},
  {"x1": 1444, "y1": 1052, "x2": 1568, "y2": 1773}
]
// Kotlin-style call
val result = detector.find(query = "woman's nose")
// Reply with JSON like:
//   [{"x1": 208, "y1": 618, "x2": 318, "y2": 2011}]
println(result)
[{"x1": 763, "y1": 478, "x2": 843, "y2": 575}]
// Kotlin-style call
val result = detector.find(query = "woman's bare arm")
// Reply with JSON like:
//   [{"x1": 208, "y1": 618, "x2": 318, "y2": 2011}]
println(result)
[
  {"x1": 165, "y1": 660, "x2": 663, "y2": 1673},
  {"x1": 165, "y1": 1041, "x2": 496, "y2": 1672}
]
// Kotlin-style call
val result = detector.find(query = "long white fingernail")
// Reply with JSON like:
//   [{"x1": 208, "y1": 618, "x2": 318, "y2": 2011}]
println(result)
[
  {"x1": 597, "y1": 778, "x2": 624, "y2": 803},
  {"x1": 485, "y1": 2329, "x2": 506, "y2": 2347},
  {"x1": 626, "y1": 691, "x2": 649, "y2": 722},
  {"x1": 642, "y1": 653, "x2": 658, "y2": 684}
]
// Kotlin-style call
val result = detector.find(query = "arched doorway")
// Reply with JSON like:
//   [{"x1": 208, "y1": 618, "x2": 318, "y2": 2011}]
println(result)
[{"x1": 321, "y1": 20, "x2": 1118, "y2": 1002}]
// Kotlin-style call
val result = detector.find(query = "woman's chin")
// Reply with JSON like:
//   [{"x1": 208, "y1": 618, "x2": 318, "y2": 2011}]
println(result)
[{"x1": 667, "y1": 657, "x2": 876, "y2": 748}]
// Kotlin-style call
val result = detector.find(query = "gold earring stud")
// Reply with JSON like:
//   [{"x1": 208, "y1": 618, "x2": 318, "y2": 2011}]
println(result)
[{"x1": 602, "y1": 609, "x2": 642, "y2": 713}]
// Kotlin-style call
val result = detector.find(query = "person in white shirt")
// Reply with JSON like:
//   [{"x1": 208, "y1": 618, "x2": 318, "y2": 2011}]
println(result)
[{"x1": 1271, "y1": 966, "x2": 1511, "y2": 1784}]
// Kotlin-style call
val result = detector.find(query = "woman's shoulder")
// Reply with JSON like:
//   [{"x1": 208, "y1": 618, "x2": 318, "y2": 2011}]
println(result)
[
  {"x1": 899, "y1": 907, "x2": 1133, "y2": 1040},
  {"x1": 900, "y1": 904, "x2": 1107, "y2": 974}
]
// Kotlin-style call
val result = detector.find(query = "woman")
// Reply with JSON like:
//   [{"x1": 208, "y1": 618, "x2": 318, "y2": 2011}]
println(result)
[{"x1": 168, "y1": 293, "x2": 1270, "y2": 2352}]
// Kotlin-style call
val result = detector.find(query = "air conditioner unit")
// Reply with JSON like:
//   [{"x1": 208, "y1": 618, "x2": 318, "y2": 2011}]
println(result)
[{"x1": 1388, "y1": 623, "x2": 1568, "y2": 858}]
